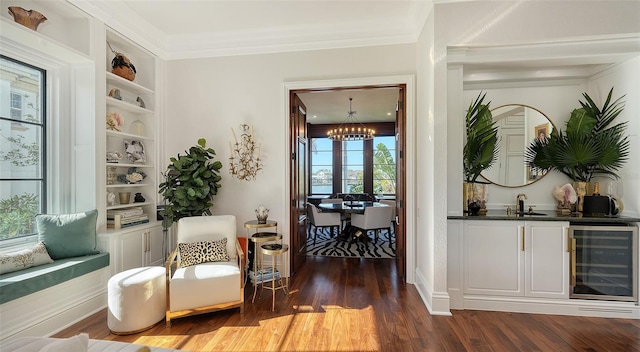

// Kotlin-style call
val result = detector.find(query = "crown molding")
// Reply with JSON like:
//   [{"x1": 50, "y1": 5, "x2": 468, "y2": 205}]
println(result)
[{"x1": 70, "y1": 0, "x2": 433, "y2": 60}]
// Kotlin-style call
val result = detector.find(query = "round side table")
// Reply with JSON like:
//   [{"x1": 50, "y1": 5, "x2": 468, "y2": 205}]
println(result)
[
  {"x1": 249, "y1": 232, "x2": 282, "y2": 303},
  {"x1": 260, "y1": 243, "x2": 289, "y2": 311}
]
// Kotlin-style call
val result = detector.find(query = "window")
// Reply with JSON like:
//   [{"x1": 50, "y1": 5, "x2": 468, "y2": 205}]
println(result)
[
  {"x1": 308, "y1": 122, "x2": 396, "y2": 196},
  {"x1": 0, "y1": 56, "x2": 46, "y2": 241},
  {"x1": 10, "y1": 93, "x2": 22, "y2": 120},
  {"x1": 373, "y1": 136, "x2": 396, "y2": 195},
  {"x1": 310, "y1": 138, "x2": 333, "y2": 194},
  {"x1": 341, "y1": 140, "x2": 364, "y2": 193}
]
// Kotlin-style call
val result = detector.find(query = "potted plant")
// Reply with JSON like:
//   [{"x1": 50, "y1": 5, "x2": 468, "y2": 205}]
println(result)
[
  {"x1": 463, "y1": 92, "x2": 499, "y2": 214},
  {"x1": 159, "y1": 138, "x2": 223, "y2": 228},
  {"x1": 525, "y1": 87, "x2": 630, "y2": 210}
]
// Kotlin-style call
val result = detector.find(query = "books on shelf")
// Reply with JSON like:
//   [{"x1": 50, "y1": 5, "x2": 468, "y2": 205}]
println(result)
[
  {"x1": 107, "y1": 207, "x2": 143, "y2": 217},
  {"x1": 107, "y1": 207, "x2": 149, "y2": 229},
  {"x1": 249, "y1": 268, "x2": 281, "y2": 284}
]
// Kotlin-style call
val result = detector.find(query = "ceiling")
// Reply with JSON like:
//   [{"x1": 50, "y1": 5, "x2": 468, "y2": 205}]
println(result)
[
  {"x1": 74, "y1": 1, "x2": 638, "y2": 125},
  {"x1": 78, "y1": 0, "x2": 434, "y2": 60},
  {"x1": 73, "y1": 0, "x2": 430, "y2": 124},
  {"x1": 298, "y1": 88, "x2": 399, "y2": 124}
]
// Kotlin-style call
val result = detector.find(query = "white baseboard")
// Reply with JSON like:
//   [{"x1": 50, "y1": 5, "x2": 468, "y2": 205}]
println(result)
[
  {"x1": 414, "y1": 267, "x2": 452, "y2": 316},
  {"x1": 0, "y1": 268, "x2": 109, "y2": 344},
  {"x1": 462, "y1": 295, "x2": 640, "y2": 319}
]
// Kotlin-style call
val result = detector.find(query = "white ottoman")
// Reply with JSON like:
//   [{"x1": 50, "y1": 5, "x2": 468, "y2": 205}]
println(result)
[{"x1": 108, "y1": 266, "x2": 166, "y2": 334}]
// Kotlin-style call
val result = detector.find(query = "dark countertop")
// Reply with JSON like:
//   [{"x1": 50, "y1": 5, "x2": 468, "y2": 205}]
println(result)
[{"x1": 448, "y1": 210, "x2": 640, "y2": 224}]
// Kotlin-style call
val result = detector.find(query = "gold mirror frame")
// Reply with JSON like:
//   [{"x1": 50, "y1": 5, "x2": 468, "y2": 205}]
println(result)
[{"x1": 481, "y1": 104, "x2": 557, "y2": 188}]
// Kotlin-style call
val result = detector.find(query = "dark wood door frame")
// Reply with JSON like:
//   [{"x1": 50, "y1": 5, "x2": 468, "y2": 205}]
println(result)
[{"x1": 288, "y1": 83, "x2": 408, "y2": 281}]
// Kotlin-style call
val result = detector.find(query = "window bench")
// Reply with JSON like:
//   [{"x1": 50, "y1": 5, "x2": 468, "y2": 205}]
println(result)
[
  {"x1": 0, "y1": 253, "x2": 110, "y2": 343},
  {"x1": 0, "y1": 252, "x2": 109, "y2": 304}
]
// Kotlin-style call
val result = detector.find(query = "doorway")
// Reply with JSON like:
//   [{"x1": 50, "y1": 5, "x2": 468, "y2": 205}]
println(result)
[{"x1": 285, "y1": 76, "x2": 415, "y2": 282}]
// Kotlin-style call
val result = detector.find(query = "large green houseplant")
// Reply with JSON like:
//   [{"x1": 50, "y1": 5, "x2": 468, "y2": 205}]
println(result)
[
  {"x1": 463, "y1": 92, "x2": 499, "y2": 214},
  {"x1": 159, "y1": 138, "x2": 223, "y2": 228},
  {"x1": 525, "y1": 88, "x2": 630, "y2": 183}
]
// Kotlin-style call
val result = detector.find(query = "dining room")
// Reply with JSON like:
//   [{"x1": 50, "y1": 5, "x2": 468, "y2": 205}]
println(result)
[{"x1": 296, "y1": 87, "x2": 402, "y2": 261}]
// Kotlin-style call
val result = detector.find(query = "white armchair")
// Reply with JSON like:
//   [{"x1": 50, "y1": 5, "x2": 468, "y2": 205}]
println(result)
[
  {"x1": 350, "y1": 206, "x2": 394, "y2": 243},
  {"x1": 165, "y1": 215, "x2": 244, "y2": 327},
  {"x1": 307, "y1": 203, "x2": 341, "y2": 244}
]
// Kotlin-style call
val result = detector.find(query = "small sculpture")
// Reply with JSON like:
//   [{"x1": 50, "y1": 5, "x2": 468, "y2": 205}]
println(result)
[
  {"x1": 136, "y1": 97, "x2": 146, "y2": 108},
  {"x1": 106, "y1": 112, "x2": 124, "y2": 131},
  {"x1": 255, "y1": 205, "x2": 269, "y2": 224},
  {"x1": 108, "y1": 88, "x2": 122, "y2": 100},
  {"x1": 8, "y1": 6, "x2": 47, "y2": 31},
  {"x1": 106, "y1": 151, "x2": 123, "y2": 163},
  {"x1": 134, "y1": 193, "x2": 145, "y2": 203},
  {"x1": 107, "y1": 192, "x2": 116, "y2": 206}
]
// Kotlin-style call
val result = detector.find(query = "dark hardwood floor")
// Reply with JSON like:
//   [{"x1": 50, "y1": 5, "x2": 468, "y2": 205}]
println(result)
[{"x1": 54, "y1": 256, "x2": 640, "y2": 351}]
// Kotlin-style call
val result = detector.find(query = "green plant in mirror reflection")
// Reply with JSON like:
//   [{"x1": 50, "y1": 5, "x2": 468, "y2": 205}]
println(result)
[{"x1": 463, "y1": 92, "x2": 499, "y2": 183}]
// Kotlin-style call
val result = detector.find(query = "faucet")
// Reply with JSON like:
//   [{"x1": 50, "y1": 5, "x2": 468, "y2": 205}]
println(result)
[{"x1": 516, "y1": 194, "x2": 527, "y2": 213}]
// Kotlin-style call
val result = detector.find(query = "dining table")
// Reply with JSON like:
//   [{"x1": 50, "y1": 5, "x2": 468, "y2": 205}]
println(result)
[{"x1": 317, "y1": 201, "x2": 390, "y2": 242}]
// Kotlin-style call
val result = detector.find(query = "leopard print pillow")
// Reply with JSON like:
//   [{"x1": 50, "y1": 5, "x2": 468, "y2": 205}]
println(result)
[{"x1": 178, "y1": 238, "x2": 229, "y2": 267}]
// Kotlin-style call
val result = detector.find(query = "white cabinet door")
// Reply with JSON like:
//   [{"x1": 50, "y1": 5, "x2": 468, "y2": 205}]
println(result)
[
  {"x1": 118, "y1": 230, "x2": 145, "y2": 272},
  {"x1": 464, "y1": 221, "x2": 524, "y2": 296},
  {"x1": 145, "y1": 225, "x2": 164, "y2": 267},
  {"x1": 525, "y1": 221, "x2": 570, "y2": 299}
]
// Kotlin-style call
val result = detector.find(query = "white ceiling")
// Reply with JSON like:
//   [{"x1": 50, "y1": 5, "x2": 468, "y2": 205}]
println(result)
[
  {"x1": 298, "y1": 88, "x2": 400, "y2": 124},
  {"x1": 78, "y1": 0, "x2": 433, "y2": 60}
]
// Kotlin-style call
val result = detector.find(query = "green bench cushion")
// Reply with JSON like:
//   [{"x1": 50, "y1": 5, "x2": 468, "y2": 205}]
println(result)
[{"x1": 0, "y1": 252, "x2": 109, "y2": 304}]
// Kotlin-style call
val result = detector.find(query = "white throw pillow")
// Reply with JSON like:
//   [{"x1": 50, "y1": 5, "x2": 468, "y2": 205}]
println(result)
[
  {"x1": 0, "y1": 242, "x2": 54, "y2": 274},
  {"x1": 38, "y1": 333, "x2": 89, "y2": 352}
]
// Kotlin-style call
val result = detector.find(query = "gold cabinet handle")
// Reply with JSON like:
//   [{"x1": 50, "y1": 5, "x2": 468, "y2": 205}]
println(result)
[
  {"x1": 566, "y1": 227, "x2": 570, "y2": 253},
  {"x1": 570, "y1": 238, "x2": 577, "y2": 286},
  {"x1": 521, "y1": 226, "x2": 525, "y2": 251}
]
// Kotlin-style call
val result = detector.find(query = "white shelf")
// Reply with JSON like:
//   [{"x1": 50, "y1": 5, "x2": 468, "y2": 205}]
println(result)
[
  {"x1": 106, "y1": 183, "x2": 148, "y2": 189},
  {"x1": 106, "y1": 71, "x2": 154, "y2": 95},
  {"x1": 106, "y1": 163, "x2": 153, "y2": 168},
  {"x1": 106, "y1": 130, "x2": 154, "y2": 141},
  {"x1": 98, "y1": 28, "x2": 159, "y2": 239},
  {"x1": 106, "y1": 96, "x2": 154, "y2": 114},
  {"x1": 106, "y1": 201, "x2": 154, "y2": 211}
]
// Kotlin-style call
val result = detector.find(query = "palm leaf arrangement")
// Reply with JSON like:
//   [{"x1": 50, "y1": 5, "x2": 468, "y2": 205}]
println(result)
[
  {"x1": 525, "y1": 88, "x2": 630, "y2": 182},
  {"x1": 463, "y1": 92, "x2": 499, "y2": 183}
]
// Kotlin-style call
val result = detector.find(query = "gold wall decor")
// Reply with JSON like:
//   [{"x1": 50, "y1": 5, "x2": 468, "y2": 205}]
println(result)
[{"x1": 229, "y1": 124, "x2": 262, "y2": 181}]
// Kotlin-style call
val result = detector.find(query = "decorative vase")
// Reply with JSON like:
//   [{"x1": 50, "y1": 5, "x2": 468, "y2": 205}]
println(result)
[
  {"x1": 255, "y1": 205, "x2": 269, "y2": 224},
  {"x1": 111, "y1": 53, "x2": 136, "y2": 81},
  {"x1": 463, "y1": 181, "x2": 487, "y2": 215},
  {"x1": 134, "y1": 193, "x2": 145, "y2": 203},
  {"x1": 118, "y1": 192, "x2": 131, "y2": 205},
  {"x1": 574, "y1": 181, "x2": 590, "y2": 212},
  {"x1": 8, "y1": 6, "x2": 47, "y2": 31},
  {"x1": 463, "y1": 182, "x2": 473, "y2": 214}
]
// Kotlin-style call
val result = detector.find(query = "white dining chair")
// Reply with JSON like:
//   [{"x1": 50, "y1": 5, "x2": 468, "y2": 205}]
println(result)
[
  {"x1": 321, "y1": 198, "x2": 346, "y2": 227},
  {"x1": 350, "y1": 206, "x2": 394, "y2": 243},
  {"x1": 306, "y1": 203, "x2": 342, "y2": 244}
]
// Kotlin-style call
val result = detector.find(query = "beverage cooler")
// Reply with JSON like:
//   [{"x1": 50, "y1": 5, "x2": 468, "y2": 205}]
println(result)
[{"x1": 569, "y1": 225, "x2": 638, "y2": 302}]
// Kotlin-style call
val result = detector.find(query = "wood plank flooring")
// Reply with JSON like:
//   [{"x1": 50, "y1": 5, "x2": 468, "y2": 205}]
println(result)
[{"x1": 54, "y1": 256, "x2": 640, "y2": 351}]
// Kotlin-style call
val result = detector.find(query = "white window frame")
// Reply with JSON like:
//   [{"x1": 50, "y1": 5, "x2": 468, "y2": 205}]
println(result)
[{"x1": 0, "y1": 36, "x2": 95, "y2": 250}]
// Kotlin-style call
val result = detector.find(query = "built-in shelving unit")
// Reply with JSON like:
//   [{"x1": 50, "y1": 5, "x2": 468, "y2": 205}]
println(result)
[{"x1": 102, "y1": 27, "x2": 158, "y2": 233}]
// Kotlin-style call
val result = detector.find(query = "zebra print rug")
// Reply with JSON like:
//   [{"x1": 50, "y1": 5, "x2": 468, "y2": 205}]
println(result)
[{"x1": 306, "y1": 227, "x2": 395, "y2": 259}]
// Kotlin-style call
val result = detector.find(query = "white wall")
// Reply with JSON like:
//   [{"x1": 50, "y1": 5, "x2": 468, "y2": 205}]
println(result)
[
  {"x1": 586, "y1": 57, "x2": 640, "y2": 217},
  {"x1": 163, "y1": 44, "x2": 416, "y2": 236},
  {"x1": 414, "y1": 6, "x2": 451, "y2": 315}
]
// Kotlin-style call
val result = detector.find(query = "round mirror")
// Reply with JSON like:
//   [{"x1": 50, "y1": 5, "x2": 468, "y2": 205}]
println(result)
[{"x1": 481, "y1": 104, "x2": 556, "y2": 187}]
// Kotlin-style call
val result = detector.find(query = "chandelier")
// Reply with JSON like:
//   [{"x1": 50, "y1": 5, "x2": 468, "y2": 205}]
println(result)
[{"x1": 327, "y1": 97, "x2": 375, "y2": 141}]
